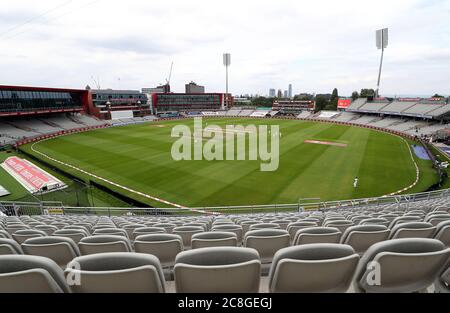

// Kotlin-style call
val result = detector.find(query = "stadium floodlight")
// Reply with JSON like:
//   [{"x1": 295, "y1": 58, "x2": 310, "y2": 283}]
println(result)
[
  {"x1": 375, "y1": 28, "x2": 388, "y2": 98},
  {"x1": 223, "y1": 53, "x2": 231, "y2": 108}
]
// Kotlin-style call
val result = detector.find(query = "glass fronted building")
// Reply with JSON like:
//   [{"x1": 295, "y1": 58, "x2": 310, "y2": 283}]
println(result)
[
  {"x1": 152, "y1": 93, "x2": 227, "y2": 113},
  {"x1": 0, "y1": 85, "x2": 89, "y2": 117}
]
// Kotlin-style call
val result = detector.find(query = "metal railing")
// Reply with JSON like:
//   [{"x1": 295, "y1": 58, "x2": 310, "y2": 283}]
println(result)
[{"x1": 2, "y1": 187, "x2": 450, "y2": 217}]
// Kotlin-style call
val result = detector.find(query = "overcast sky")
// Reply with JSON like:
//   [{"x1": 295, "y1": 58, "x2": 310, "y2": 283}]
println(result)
[{"x1": 0, "y1": 0, "x2": 449, "y2": 96}]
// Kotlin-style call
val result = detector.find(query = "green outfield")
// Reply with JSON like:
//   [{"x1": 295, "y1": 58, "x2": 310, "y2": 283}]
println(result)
[{"x1": 19, "y1": 118, "x2": 439, "y2": 208}]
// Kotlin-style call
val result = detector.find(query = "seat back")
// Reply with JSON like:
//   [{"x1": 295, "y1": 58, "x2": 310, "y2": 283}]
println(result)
[
  {"x1": 294, "y1": 227, "x2": 341, "y2": 245},
  {"x1": 390, "y1": 222, "x2": 436, "y2": 239},
  {"x1": 78, "y1": 235, "x2": 132, "y2": 255},
  {"x1": 244, "y1": 229, "x2": 290, "y2": 263},
  {"x1": 341, "y1": 225, "x2": 390, "y2": 255},
  {"x1": 134, "y1": 234, "x2": 184, "y2": 267},
  {"x1": 172, "y1": 226, "x2": 204, "y2": 248},
  {"x1": 66, "y1": 252, "x2": 165, "y2": 293},
  {"x1": 0, "y1": 238, "x2": 23, "y2": 255},
  {"x1": 269, "y1": 244, "x2": 359, "y2": 292},
  {"x1": 12, "y1": 229, "x2": 47, "y2": 244},
  {"x1": 22, "y1": 236, "x2": 80, "y2": 268},
  {"x1": 174, "y1": 247, "x2": 261, "y2": 293},
  {"x1": 191, "y1": 232, "x2": 237, "y2": 249},
  {"x1": 0, "y1": 255, "x2": 71, "y2": 293},
  {"x1": 354, "y1": 238, "x2": 450, "y2": 293}
]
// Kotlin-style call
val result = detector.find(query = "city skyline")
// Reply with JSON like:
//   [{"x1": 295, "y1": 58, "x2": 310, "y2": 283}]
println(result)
[{"x1": 0, "y1": 0, "x2": 449, "y2": 96}]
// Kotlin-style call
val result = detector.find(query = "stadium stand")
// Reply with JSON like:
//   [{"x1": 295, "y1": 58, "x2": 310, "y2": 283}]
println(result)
[
  {"x1": 1, "y1": 194, "x2": 449, "y2": 293},
  {"x1": 378, "y1": 101, "x2": 418, "y2": 115},
  {"x1": 346, "y1": 98, "x2": 367, "y2": 111}
]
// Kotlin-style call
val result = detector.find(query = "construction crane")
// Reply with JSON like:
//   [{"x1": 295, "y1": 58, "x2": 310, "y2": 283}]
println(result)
[{"x1": 163, "y1": 62, "x2": 173, "y2": 93}]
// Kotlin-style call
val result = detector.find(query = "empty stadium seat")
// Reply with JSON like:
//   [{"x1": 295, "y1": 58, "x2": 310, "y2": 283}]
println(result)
[
  {"x1": 0, "y1": 230, "x2": 12, "y2": 239},
  {"x1": 244, "y1": 229, "x2": 290, "y2": 263},
  {"x1": 65, "y1": 252, "x2": 166, "y2": 293},
  {"x1": 93, "y1": 228, "x2": 129, "y2": 238},
  {"x1": 34, "y1": 225, "x2": 59, "y2": 236},
  {"x1": 211, "y1": 224, "x2": 243, "y2": 243},
  {"x1": 21, "y1": 236, "x2": 80, "y2": 268},
  {"x1": 340, "y1": 225, "x2": 390, "y2": 255},
  {"x1": 353, "y1": 238, "x2": 450, "y2": 292},
  {"x1": 12, "y1": 229, "x2": 47, "y2": 244},
  {"x1": 153, "y1": 223, "x2": 177, "y2": 233},
  {"x1": 0, "y1": 238, "x2": 23, "y2": 255},
  {"x1": 172, "y1": 226, "x2": 204, "y2": 249},
  {"x1": 191, "y1": 232, "x2": 237, "y2": 249},
  {"x1": 268, "y1": 244, "x2": 359, "y2": 292},
  {"x1": 53, "y1": 229, "x2": 88, "y2": 243},
  {"x1": 389, "y1": 216, "x2": 422, "y2": 229},
  {"x1": 360, "y1": 218, "x2": 390, "y2": 227},
  {"x1": 293, "y1": 227, "x2": 341, "y2": 245},
  {"x1": 134, "y1": 234, "x2": 183, "y2": 268},
  {"x1": 0, "y1": 255, "x2": 71, "y2": 293},
  {"x1": 434, "y1": 220, "x2": 450, "y2": 247},
  {"x1": 174, "y1": 247, "x2": 261, "y2": 293},
  {"x1": 78, "y1": 235, "x2": 132, "y2": 255},
  {"x1": 323, "y1": 220, "x2": 354, "y2": 233},
  {"x1": 425, "y1": 214, "x2": 450, "y2": 226},
  {"x1": 249, "y1": 223, "x2": 281, "y2": 231},
  {"x1": 286, "y1": 221, "x2": 318, "y2": 240},
  {"x1": 132, "y1": 227, "x2": 166, "y2": 240},
  {"x1": 389, "y1": 222, "x2": 436, "y2": 239}
]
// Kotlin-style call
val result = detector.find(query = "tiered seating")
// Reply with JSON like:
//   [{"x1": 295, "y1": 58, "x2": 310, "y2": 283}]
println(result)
[
  {"x1": 250, "y1": 111, "x2": 270, "y2": 117},
  {"x1": 403, "y1": 103, "x2": 445, "y2": 116},
  {"x1": 357, "y1": 102, "x2": 390, "y2": 112},
  {"x1": 226, "y1": 109, "x2": 241, "y2": 116},
  {"x1": 333, "y1": 112, "x2": 359, "y2": 122},
  {"x1": 346, "y1": 98, "x2": 367, "y2": 111},
  {"x1": 369, "y1": 117, "x2": 401, "y2": 128},
  {"x1": 379, "y1": 101, "x2": 417, "y2": 114},
  {"x1": 238, "y1": 110, "x2": 255, "y2": 116},
  {"x1": 351, "y1": 115, "x2": 380, "y2": 125},
  {"x1": 296, "y1": 111, "x2": 312, "y2": 119},
  {"x1": 386, "y1": 120, "x2": 428, "y2": 132},
  {"x1": 1, "y1": 199, "x2": 449, "y2": 293}
]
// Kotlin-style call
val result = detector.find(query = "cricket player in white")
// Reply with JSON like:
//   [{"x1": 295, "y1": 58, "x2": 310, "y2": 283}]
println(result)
[{"x1": 353, "y1": 177, "x2": 359, "y2": 188}]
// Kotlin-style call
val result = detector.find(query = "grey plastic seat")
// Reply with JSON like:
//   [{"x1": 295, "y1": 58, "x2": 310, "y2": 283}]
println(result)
[
  {"x1": 323, "y1": 220, "x2": 354, "y2": 233},
  {"x1": 286, "y1": 222, "x2": 318, "y2": 240},
  {"x1": 12, "y1": 229, "x2": 47, "y2": 244},
  {"x1": 191, "y1": 231, "x2": 237, "y2": 249},
  {"x1": 6, "y1": 225, "x2": 29, "y2": 234},
  {"x1": 434, "y1": 266, "x2": 450, "y2": 293},
  {"x1": 132, "y1": 227, "x2": 166, "y2": 240},
  {"x1": 22, "y1": 236, "x2": 80, "y2": 268},
  {"x1": 34, "y1": 225, "x2": 59, "y2": 236},
  {"x1": 293, "y1": 227, "x2": 341, "y2": 245},
  {"x1": 434, "y1": 220, "x2": 450, "y2": 247},
  {"x1": 134, "y1": 234, "x2": 184, "y2": 268},
  {"x1": 153, "y1": 223, "x2": 177, "y2": 233},
  {"x1": 360, "y1": 218, "x2": 390, "y2": 227},
  {"x1": 122, "y1": 224, "x2": 146, "y2": 239},
  {"x1": 244, "y1": 229, "x2": 290, "y2": 263},
  {"x1": 93, "y1": 228, "x2": 129, "y2": 238},
  {"x1": 183, "y1": 223, "x2": 208, "y2": 231},
  {"x1": 249, "y1": 223, "x2": 281, "y2": 231},
  {"x1": 425, "y1": 214, "x2": 450, "y2": 226},
  {"x1": 389, "y1": 222, "x2": 436, "y2": 239},
  {"x1": 0, "y1": 229, "x2": 12, "y2": 239},
  {"x1": 78, "y1": 235, "x2": 132, "y2": 255},
  {"x1": 211, "y1": 224, "x2": 243, "y2": 243},
  {"x1": 353, "y1": 238, "x2": 450, "y2": 293},
  {"x1": 65, "y1": 252, "x2": 165, "y2": 293},
  {"x1": 0, "y1": 238, "x2": 23, "y2": 255},
  {"x1": 174, "y1": 247, "x2": 261, "y2": 293},
  {"x1": 340, "y1": 225, "x2": 390, "y2": 255},
  {"x1": 172, "y1": 226, "x2": 204, "y2": 249},
  {"x1": 240, "y1": 221, "x2": 260, "y2": 233},
  {"x1": 389, "y1": 216, "x2": 422, "y2": 229},
  {"x1": 0, "y1": 255, "x2": 71, "y2": 293},
  {"x1": 53, "y1": 229, "x2": 88, "y2": 244},
  {"x1": 269, "y1": 244, "x2": 359, "y2": 292},
  {"x1": 270, "y1": 220, "x2": 291, "y2": 230}
]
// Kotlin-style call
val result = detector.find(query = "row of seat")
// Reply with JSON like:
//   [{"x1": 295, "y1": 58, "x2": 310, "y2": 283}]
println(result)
[{"x1": 0, "y1": 238, "x2": 448, "y2": 293}]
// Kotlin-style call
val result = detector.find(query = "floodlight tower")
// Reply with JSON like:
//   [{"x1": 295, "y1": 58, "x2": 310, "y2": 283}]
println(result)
[
  {"x1": 375, "y1": 28, "x2": 388, "y2": 98},
  {"x1": 223, "y1": 53, "x2": 231, "y2": 108}
]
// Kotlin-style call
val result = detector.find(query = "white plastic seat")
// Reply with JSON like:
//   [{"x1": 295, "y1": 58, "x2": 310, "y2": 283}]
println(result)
[
  {"x1": 192, "y1": 231, "x2": 238, "y2": 249},
  {"x1": 340, "y1": 225, "x2": 390, "y2": 255},
  {"x1": 269, "y1": 243, "x2": 359, "y2": 292},
  {"x1": 78, "y1": 235, "x2": 132, "y2": 255},
  {"x1": 244, "y1": 229, "x2": 290, "y2": 263},
  {"x1": 389, "y1": 222, "x2": 436, "y2": 239},
  {"x1": 174, "y1": 247, "x2": 261, "y2": 293},
  {"x1": 134, "y1": 233, "x2": 184, "y2": 268},
  {"x1": 293, "y1": 227, "x2": 341, "y2": 245},
  {"x1": 65, "y1": 252, "x2": 166, "y2": 293},
  {"x1": 22, "y1": 236, "x2": 80, "y2": 268}
]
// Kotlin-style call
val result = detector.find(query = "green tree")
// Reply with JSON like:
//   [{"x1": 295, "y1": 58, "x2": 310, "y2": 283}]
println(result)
[
  {"x1": 360, "y1": 89, "x2": 375, "y2": 97},
  {"x1": 351, "y1": 91, "x2": 359, "y2": 100},
  {"x1": 315, "y1": 96, "x2": 329, "y2": 112},
  {"x1": 432, "y1": 94, "x2": 444, "y2": 98},
  {"x1": 328, "y1": 88, "x2": 338, "y2": 110}
]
